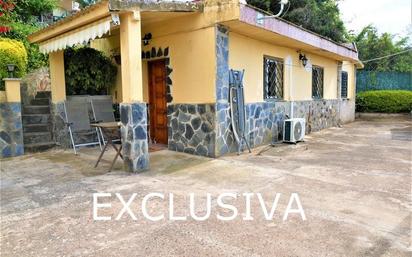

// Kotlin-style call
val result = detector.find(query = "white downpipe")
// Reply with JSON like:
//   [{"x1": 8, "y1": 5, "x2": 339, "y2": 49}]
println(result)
[{"x1": 286, "y1": 56, "x2": 294, "y2": 119}]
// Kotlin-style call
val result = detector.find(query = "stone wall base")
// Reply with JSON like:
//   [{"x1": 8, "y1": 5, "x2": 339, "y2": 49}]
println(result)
[
  {"x1": 215, "y1": 99, "x2": 342, "y2": 157},
  {"x1": 0, "y1": 103, "x2": 24, "y2": 158},
  {"x1": 168, "y1": 103, "x2": 216, "y2": 157}
]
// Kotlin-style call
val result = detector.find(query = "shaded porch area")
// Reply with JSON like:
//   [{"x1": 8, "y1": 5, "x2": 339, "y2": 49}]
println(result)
[{"x1": 28, "y1": 1, "x2": 206, "y2": 172}]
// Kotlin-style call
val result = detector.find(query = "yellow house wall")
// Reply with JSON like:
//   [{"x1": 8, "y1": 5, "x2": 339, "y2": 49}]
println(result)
[
  {"x1": 141, "y1": 26, "x2": 216, "y2": 104},
  {"x1": 49, "y1": 50, "x2": 66, "y2": 103},
  {"x1": 229, "y1": 32, "x2": 340, "y2": 103},
  {"x1": 342, "y1": 61, "x2": 356, "y2": 99},
  {"x1": 93, "y1": 23, "x2": 217, "y2": 104}
]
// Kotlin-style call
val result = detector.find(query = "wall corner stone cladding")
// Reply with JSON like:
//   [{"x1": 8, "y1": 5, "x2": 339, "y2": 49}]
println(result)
[
  {"x1": 0, "y1": 102, "x2": 24, "y2": 158},
  {"x1": 215, "y1": 24, "x2": 236, "y2": 156},
  {"x1": 120, "y1": 102, "x2": 149, "y2": 172}
]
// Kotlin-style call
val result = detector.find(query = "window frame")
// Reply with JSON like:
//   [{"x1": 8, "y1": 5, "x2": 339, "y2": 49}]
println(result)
[
  {"x1": 263, "y1": 56, "x2": 285, "y2": 101},
  {"x1": 341, "y1": 71, "x2": 349, "y2": 99},
  {"x1": 312, "y1": 65, "x2": 324, "y2": 99}
]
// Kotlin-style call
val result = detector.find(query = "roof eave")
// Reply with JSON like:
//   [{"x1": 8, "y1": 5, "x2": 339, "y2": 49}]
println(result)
[
  {"x1": 109, "y1": 0, "x2": 204, "y2": 12},
  {"x1": 239, "y1": 4, "x2": 360, "y2": 62}
]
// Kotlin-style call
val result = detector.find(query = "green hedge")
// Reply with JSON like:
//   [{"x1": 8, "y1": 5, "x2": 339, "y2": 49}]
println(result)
[
  {"x1": 0, "y1": 38, "x2": 28, "y2": 89},
  {"x1": 65, "y1": 47, "x2": 117, "y2": 95},
  {"x1": 356, "y1": 90, "x2": 412, "y2": 113}
]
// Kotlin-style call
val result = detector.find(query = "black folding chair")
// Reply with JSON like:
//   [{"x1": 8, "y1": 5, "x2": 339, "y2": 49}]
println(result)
[
  {"x1": 90, "y1": 95, "x2": 120, "y2": 145},
  {"x1": 64, "y1": 96, "x2": 102, "y2": 155}
]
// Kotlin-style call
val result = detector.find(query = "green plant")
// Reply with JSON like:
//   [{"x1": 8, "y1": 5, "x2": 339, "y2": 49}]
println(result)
[
  {"x1": 1, "y1": 0, "x2": 56, "y2": 72},
  {"x1": 349, "y1": 25, "x2": 412, "y2": 72},
  {"x1": 64, "y1": 47, "x2": 117, "y2": 95},
  {"x1": 248, "y1": 0, "x2": 348, "y2": 43},
  {"x1": 356, "y1": 90, "x2": 412, "y2": 113},
  {"x1": 0, "y1": 38, "x2": 28, "y2": 89}
]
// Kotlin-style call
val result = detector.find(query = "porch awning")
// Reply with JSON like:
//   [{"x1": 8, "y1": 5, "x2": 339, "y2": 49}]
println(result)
[{"x1": 39, "y1": 18, "x2": 111, "y2": 54}]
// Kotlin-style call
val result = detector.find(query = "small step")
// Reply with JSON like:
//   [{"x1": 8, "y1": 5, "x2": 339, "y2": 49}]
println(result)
[
  {"x1": 31, "y1": 98, "x2": 50, "y2": 106},
  {"x1": 36, "y1": 91, "x2": 51, "y2": 98},
  {"x1": 23, "y1": 124, "x2": 51, "y2": 133},
  {"x1": 22, "y1": 114, "x2": 50, "y2": 125},
  {"x1": 24, "y1": 141, "x2": 55, "y2": 152},
  {"x1": 23, "y1": 105, "x2": 50, "y2": 115},
  {"x1": 24, "y1": 132, "x2": 52, "y2": 145}
]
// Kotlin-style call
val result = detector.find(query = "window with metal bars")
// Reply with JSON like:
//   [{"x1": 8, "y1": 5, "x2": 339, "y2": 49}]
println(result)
[
  {"x1": 264, "y1": 57, "x2": 284, "y2": 100},
  {"x1": 312, "y1": 66, "x2": 324, "y2": 99},
  {"x1": 341, "y1": 71, "x2": 348, "y2": 98}
]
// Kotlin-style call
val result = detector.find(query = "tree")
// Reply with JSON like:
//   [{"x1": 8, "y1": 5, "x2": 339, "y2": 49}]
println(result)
[
  {"x1": 350, "y1": 25, "x2": 412, "y2": 72},
  {"x1": 247, "y1": 0, "x2": 348, "y2": 42},
  {"x1": 12, "y1": 0, "x2": 56, "y2": 23},
  {"x1": 1, "y1": 0, "x2": 57, "y2": 71}
]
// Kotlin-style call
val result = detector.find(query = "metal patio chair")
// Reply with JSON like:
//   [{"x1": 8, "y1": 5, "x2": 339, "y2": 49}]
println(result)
[
  {"x1": 90, "y1": 95, "x2": 120, "y2": 145},
  {"x1": 64, "y1": 96, "x2": 102, "y2": 154}
]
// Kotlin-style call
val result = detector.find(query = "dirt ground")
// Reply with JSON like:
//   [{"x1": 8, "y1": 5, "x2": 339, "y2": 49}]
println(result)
[{"x1": 1, "y1": 115, "x2": 411, "y2": 257}]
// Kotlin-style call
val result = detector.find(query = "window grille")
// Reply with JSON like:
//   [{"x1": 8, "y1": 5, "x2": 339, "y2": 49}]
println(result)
[
  {"x1": 312, "y1": 66, "x2": 324, "y2": 99},
  {"x1": 341, "y1": 71, "x2": 348, "y2": 98},
  {"x1": 264, "y1": 57, "x2": 284, "y2": 100}
]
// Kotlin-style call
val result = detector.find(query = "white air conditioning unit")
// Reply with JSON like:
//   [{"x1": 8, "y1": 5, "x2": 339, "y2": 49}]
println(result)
[{"x1": 283, "y1": 118, "x2": 306, "y2": 143}]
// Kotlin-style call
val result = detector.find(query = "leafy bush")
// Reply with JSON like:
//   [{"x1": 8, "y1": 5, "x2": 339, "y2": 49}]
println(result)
[
  {"x1": 7, "y1": 21, "x2": 48, "y2": 71},
  {"x1": 1, "y1": 0, "x2": 54, "y2": 72},
  {"x1": 356, "y1": 90, "x2": 412, "y2": 113},
  {"x1": 0, "y1": 38, "x2": 28, "y2": 89},
  {"x1": 64, "y1": 47, "x2": 117, "y2": 95}
]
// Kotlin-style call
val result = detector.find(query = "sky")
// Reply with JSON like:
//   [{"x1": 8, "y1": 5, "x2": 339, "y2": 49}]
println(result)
[{"x1": 338, "y1": 0, "x2": 411, "y2": 38}]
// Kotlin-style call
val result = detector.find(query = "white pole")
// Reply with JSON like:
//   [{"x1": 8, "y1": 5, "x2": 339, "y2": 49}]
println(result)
[{"x1": 286, "y1": 56, "x2": 294, "y2": 119}]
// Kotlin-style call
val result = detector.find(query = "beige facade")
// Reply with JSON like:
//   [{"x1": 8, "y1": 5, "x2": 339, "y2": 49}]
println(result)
[
  {"x1": 229, "y1": 32, "x2": 356, "y2": 103},
  {"x1": 27, "y1": 0, "x2": 361, "y2": 170},
  {"x1": 29, "y1": 0, "x2": 360, "y2": 106}
]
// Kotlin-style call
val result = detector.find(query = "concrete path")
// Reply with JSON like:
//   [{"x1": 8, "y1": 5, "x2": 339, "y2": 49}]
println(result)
[{"x1": 1, "y1": 116, "x2": 411, "y2": 257}]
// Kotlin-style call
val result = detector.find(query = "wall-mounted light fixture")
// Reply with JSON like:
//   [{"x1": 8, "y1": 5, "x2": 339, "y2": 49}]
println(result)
[
  {"x1": 142, "y1": 33, "x2": 152, "y2": 46},
  {"x1": 111, "y1": 13, "x2": 120, "y2": 26},
  {"x1": 7, "y1": 64, "x2": 15, "y2": 78},
  {"x1": 299, "y1": 53, "x2": 308, "y2": 67}
]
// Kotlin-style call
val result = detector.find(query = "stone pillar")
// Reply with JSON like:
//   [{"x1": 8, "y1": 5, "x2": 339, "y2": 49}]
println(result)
[
  {"x1": 119, "y1": 11, "x2": 149, "y2": 172},
  {"x1": 0, "y1": 79, "x2": 24, "y2": 158},
  {"x1": 120, "y1": 103, "x2": 149, "y2": 172}
]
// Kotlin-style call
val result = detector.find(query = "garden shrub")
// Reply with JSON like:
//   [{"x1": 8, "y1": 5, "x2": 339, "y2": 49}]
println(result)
[
  {"x1": 64, "y1": 47, "x2": 117, "y2": 95},
  {"x1": 356, "y1": 90, "x2": 412, "y2": 113},
  {"x1": 0, "y1": 38, "x2": 28, "y2": 89}
]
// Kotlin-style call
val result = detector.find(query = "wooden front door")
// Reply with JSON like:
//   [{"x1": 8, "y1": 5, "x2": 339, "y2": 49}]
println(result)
[{"x1": 148, "y1": 59, "x2": 168, "y2": 145}]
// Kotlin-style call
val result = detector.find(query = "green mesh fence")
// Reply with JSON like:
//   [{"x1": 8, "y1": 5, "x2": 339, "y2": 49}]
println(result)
[{"x1": 356, "y1": 71, "x2": 412, "y2": 93}]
